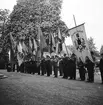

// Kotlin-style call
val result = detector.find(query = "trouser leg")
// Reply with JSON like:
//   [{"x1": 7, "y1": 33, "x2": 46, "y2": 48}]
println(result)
[
  {"x1": 100, "y1": 71, "x2": 103, "y2": 83},
  {"x1": 54, "y1": 67, "x2": 58, "y2": 77}
]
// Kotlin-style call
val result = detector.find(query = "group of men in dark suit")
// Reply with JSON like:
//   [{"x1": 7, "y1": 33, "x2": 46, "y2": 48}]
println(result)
[
  {"x1": 6, "y1": 52, "x2": 103, "y2": 84},
  {"x1": 77, "y1": 56, "x2": 95, "y2": 83},
  {"x1": 6, "y1": 53, "x2": 77, "y2": 79},
  {"x1": 77, "y1": 53, "x2": 103, "y2": 84},
  {"x1": 62, "y1": 54, "x2": 76, "y2": 79},
  {"x1": 40, "y1": 53, "x2": 77, "y2": 79}
]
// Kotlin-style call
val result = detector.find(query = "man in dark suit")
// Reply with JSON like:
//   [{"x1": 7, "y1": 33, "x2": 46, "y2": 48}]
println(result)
[
  {"x1": 45, "y1": 55, "x2": 52, "y2": 76},
  {"x1": 99, "y1": 53, "x2": 103, "y2": 84},
  {"x1": 85, "y1": 56, "x2": 95, "y2": 83},
  {"x1": 77, "y1": 58, "x2": 86, "y2": 81},
  {"x1": 53, "y1": 55, "x2": 59, "y2": 77},
  {"x1": 41, "y1": 57, "x2": 46, "y2": 75},
  {"x1": 6, "y1": 62, "x2": 11, "y2": 72},
  {"x1": 62, "y1": 54, "x2": 69, "y2": 79},
  {"x1": 69, "y1": 54, "x2": 77, "y2": 80}
]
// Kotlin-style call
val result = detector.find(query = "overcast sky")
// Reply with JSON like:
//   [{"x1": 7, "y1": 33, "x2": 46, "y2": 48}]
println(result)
[{"x1": 0, "y1": 0, "x2": 103, "y2": 51}]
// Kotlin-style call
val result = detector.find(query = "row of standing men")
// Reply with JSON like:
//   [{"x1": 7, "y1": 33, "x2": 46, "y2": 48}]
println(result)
[
  {"x1": 7, "y1": 53, "x2": 77, "y2": 79},
  {"x1": 6, "y1": 53, "x2": 103, "y2": 84}
]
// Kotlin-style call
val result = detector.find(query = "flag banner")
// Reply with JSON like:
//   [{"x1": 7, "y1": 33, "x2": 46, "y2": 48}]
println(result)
[
  {"x1": 36, "y1": 25, "x2": 47, "y2": 59},
  {"x1": 22, "y1": 41, "x2": 28, "y2": 55},
  {"x1": 54, "y1": 33, "x2": 58, "y2": 44},
  {"x1": 37, "y1": 25, "x2": 41, "y2": 46},
  {"x1": 10, "y1": 33, "x2": 17, "y2": 53},
  {"x1": 10, "y1": 48, "x2": 16, "y2": 64},
  {"x1": 49, "y1": 33, "x2": 54, "y2": 53},
  {"x1": 33, "y1": 50, "x2": 36, "y2": 55},
  {"x1": 58, "y1": 43, "x2": 62, "y2": 53},
  {"x1": 58, "y1": 28, "x2": 62, "y2": 41},
  {"x1": 8, "y1": 33, "x2": 16, "y2": 63},
  {"x1": 17, "y1": 52, "x2": 23, "y2": 66},
  {"x1": 37, "y1": 25, "x2": 47, "y2": 50},
  {"x1": 17, "y1": 42, "x2": 23, "y2": 53},
  {"x1": 36, "y1": 49, "x2": 41, "y2": 60},
  {"x1": 32, "y1": 38, "x2": 37, "y2": 55},
  {"x1": 51, "y1": 33, "x2": 56, "y2": 51},
  {"x1": 40, "y1": 32, "x2": 47, "y2": 50},
  {"x1": 56, "y1": 42, "x2": 59, "y2": 54},
  {"x1": 55, "y1": 28, "x2": 63, "y2": 54},
  {"x1": 29, "y1": 37, "x2": 33, "y2": 50},
  {"x1": 69, "y1": 23, "x2": 93, "y2": 62},
  {"x1": 55, "y1": 41, "x2": 62, "y2": 54},
  {"x1": 28, "y1": 37, "x2": 33, "y2": 54},
  {"x1": 10, "y1": 32, "x2": 16, "y2": 46}
]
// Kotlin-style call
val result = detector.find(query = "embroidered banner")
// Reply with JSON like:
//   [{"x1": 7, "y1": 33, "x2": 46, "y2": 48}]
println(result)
[{"x1": 69, "y1": 23, "x2": 93, "y2": 62}]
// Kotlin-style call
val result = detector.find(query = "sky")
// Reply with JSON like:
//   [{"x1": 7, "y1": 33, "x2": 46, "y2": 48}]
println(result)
[{"x1": 0, "y1": 0, "x2": 103, "y2": 51}]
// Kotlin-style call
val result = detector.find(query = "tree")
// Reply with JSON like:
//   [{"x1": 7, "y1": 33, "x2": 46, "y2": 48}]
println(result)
[
  {"x1": 6, "y1": 0, "x2": 68, "y2": 53},
  {"x1": 9, "y1": 0, "x2": 69, "y2": 39},
  {"x1": 0, "y1": 9, "x2": 10, "y2": 23},
  {"x1": 88, "y1": 37, "x2": 100, "y2": 58},
  {"x1": 0, "y1": 0, "x2": 69, "y2": 62},
  {"x1": 88, "y1": 37, "x2": 96, "y2": 51},
  {"x1": 0, "y1": 9, "x2": 10, "y2": 62},
  {"x1": 0, "y1": 9, "x2": 10, "y2": 36}
]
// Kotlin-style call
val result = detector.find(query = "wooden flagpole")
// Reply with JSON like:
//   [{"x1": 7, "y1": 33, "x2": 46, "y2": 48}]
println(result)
[{"x1": 73, "y1": 15, "x2": 77, "y2": 27}]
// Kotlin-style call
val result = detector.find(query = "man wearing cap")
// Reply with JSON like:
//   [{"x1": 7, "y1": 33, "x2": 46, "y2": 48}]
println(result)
[{"x1": 62, "y1": 54, "x2": 69, "y2": 79}]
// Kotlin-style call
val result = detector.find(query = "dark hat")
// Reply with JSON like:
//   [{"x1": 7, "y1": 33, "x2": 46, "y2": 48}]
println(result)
[
  {"x1": 46, "y1": 55, "x2": 50, "y2": 58},
  {"x1": 55, "y1": 55, "x2": 58, "y2": 58},
  {"x1": 64, "y1": 54, "x2": 66, "y2": 57},
  {"x1": 101, "y1": 53, "x2": 103, "y2": 55}
]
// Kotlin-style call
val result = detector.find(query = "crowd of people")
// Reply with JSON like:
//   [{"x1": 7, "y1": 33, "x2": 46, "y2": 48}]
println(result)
[{"x1": 6, "y1": 53, "x2": 103, "y2": 84}]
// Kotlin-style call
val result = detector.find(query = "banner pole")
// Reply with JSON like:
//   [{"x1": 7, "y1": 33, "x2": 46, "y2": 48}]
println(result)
[
  {"x1": 73, "y1": 15, "x2": 77, "y2": 27},
  {"x1": 73, "y1": 15, "x2": 84, "y2": 61}
]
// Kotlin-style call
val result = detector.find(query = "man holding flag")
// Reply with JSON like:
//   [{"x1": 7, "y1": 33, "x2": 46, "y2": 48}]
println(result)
[{"x1": 69, "y1": 23, "x2": 95, "y2": 82}]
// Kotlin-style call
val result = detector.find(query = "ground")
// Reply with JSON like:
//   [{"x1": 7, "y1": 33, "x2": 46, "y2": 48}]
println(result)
[{"x1": 0, "y1": 70, "x2": 103, "y2": 105}]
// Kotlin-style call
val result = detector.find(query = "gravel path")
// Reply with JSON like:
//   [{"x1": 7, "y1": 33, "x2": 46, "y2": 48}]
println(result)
[{"x1": 0, "y1": 70, "x2": 103, "y2": 105}]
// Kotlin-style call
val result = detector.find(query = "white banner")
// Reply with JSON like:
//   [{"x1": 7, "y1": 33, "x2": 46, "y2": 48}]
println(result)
[{"x1": 69, "y1": 23, "x2": 93, "y2": 62}]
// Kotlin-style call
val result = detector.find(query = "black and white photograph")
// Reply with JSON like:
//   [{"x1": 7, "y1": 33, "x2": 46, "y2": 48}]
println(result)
[{"x1": 0, "y1": 0, "x2": 103, "y2": 105}]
